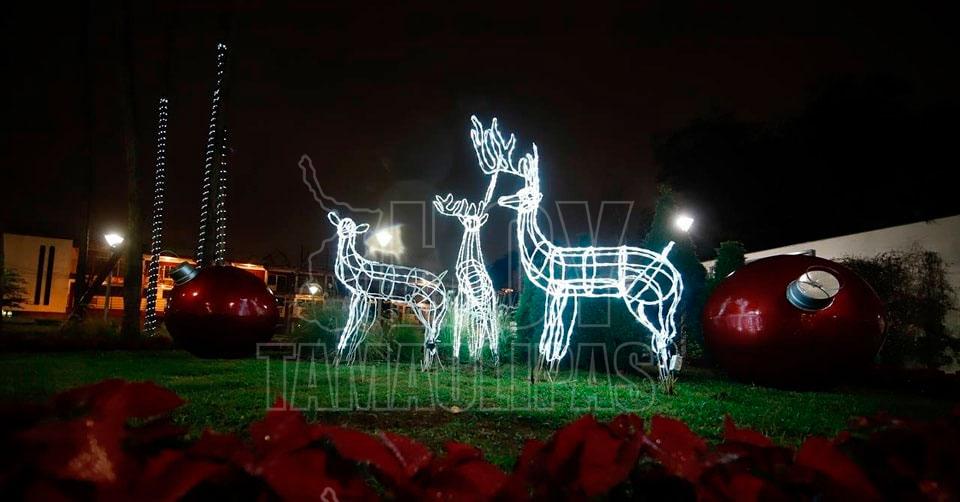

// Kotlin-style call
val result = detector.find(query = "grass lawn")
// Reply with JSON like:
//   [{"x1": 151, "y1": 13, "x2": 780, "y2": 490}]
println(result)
[{"x1": 0, "y1": 350, "x2": 953, "y2": 468}]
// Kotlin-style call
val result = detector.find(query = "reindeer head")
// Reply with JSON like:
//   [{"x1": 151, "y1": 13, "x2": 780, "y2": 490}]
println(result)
[
  {"x1": 433, "y1": 194, "x2": 489, "y2": 231},
  {"x1": 432, "y1": 116, "x2": 520, "y2": 229},
  {"x1": 327, "y1": 211, "x2": 370, "y2": 239},
  {"x1": 497, "y1": 145, "x2": 541, "y2": 213},
  {"x1": 465, "y1": 115, "x2": 542, "y2": 213}
]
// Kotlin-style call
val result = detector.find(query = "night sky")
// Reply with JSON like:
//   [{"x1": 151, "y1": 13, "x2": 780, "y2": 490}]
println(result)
[{"x1": 3, "y1": 1, "x2": 958, "y2": 276}]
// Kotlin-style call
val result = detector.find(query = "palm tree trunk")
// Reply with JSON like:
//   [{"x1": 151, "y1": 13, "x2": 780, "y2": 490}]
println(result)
[
  {"x1": 72, "y1": 1, "x2": 97, "y2": 318},
  {"x1": 116, "y1": 1, "x2": 142, "y2": 339}
]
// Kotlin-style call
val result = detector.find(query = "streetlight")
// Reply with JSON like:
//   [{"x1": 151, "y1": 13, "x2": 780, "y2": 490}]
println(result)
[
  {"x1": 674, "y1": 214, "x2": 694, "y2": 233},
  {"x1": 104, "y1": 232, "x2": 125, "y2": 248},
  {"x1": 103, "y1": 233, "x2": 124, "y2": 321},
  {"x1": 306, "y1": 282, "x2": 320, "y2": 296},
  {"x1": 364, "y1": 224, "x2": 404, "y2": 257},
  {"x1": 374, "y1": 229, "x2": 393, "y2": 247}
]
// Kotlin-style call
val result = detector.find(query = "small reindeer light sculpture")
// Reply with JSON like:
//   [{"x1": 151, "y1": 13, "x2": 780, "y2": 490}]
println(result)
[
  {"x1": 433, "y1": 117, "x2": 518, "y2": 363},
  {"x1": 484, "y1": 118, "x2": 684, "y2": 381},
  {"x1": 327, "y1": 212, "x2": 448, "y2": 369}
]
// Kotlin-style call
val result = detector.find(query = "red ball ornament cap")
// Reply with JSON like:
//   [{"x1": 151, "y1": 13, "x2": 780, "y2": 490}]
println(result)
[{"x1": 785, "y1": 267, "x2": 842, "y2": 311}]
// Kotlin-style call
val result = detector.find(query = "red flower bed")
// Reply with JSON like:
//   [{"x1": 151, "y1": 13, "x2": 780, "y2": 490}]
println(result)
[{"x1": 1, "y1": 379, "x2": 957, "y2": 500}]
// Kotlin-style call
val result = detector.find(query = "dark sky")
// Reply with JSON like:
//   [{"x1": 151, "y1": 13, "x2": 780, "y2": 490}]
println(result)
[{"x1": 3, "y1": 1, "x2": 958, "y2": 273}]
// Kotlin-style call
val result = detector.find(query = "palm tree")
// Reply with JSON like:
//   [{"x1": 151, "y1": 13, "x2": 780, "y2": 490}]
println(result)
[{"x1": 115, "y1": 1, "x2": 143, "y2": 339}]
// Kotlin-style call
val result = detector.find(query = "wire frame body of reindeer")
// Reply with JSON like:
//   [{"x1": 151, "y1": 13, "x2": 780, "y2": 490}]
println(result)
[
  {"x1": 327, "y1": 212, "x2": 448, "y2": 369},
  {"x1": 432, "y1": 117, "x2": 516, "y2": 363},
  {"x1": 488, "y1": 121, "x2": 684, "y2": 381}
]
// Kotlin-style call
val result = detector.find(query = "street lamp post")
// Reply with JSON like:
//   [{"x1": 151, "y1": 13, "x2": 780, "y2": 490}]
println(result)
[{"x1": 103, "y1": 233, "x2": 124, "y2": 321}]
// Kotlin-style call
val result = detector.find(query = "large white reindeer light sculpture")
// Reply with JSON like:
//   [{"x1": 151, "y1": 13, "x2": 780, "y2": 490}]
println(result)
[
  {"x1": 433, "y1": 117, "x2": 515, "y2": 363},
  {"x1": 489, "y1": 120, "x2": 684, "y2": 381},
  {"x1": 327, "y1": 212, "x2": 448, "y2": 369}
]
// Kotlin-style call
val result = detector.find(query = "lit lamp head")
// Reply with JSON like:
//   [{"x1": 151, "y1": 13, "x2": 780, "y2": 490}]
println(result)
[
  {"x1": 374, "y1": 229, "x2": 393, "y2": 247},
  {"x1": 306, "y1": 282, "x2": 321, "y2": 295},
  {"x1": 364, "y1": 224, "x2": 405, "y2": 257},
  {"x1": 104, "y1": 232, "x2": 125, "y2": 248},
  {"x1": 674, "y1": 214, "x2": 694, "y2": 233}
]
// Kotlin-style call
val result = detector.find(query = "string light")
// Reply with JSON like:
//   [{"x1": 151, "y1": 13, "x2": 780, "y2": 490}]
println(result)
[
  {"x1": 431, "y1": 116, "x2": 514, "y2": 363},
  {"x1": 196, "y1": 43, "x2": 228, "y2": 267},
  {"x1": 491, "y1": 117, "x2": 684, "y2": 380},
  {"x1": 214, "y1": 127, "x2": 228, "y2": 264},
  {"x1": 144, "y1": 97, "x2": 168, "y2": 336},
  {"x1": 327, "y1": 212, "x2": 449, "y2": 369}
]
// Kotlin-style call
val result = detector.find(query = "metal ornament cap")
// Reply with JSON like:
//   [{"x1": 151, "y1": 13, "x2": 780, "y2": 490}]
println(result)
[{"x1": 170, "y1": 262, "x2": 199, "y2": 285}]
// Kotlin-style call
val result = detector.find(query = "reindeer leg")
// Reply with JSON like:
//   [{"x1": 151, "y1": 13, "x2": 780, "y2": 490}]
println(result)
[
  {"x1": 335, "y1": 294, "x2": 364, "y2": 366},
  {"x1": 624, "y1": 271, "x2": 678, "y2": 382},
  {"x1": 345, "y1": 297, "x2": 373, "y2": 364},
  {"x1": 536, "y1": 293, "x2": 562, "y2": 380}
]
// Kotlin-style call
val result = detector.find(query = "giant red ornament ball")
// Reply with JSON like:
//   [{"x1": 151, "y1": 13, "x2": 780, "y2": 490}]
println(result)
[
  {"x1": 702, "y1": 255, "x2": 884, "y2": 387},
  {"x1": 164, "y1": 264, "x2": 279, "y2": 358}
]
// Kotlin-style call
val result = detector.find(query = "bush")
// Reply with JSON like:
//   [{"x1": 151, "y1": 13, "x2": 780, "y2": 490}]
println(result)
[
  {"x1": 575, "y1": 298, "x2": 652, "y2": 371},
  {"x1": 434, "y1": 305, "x2": 516, "y2": 366},
  {"x1": 513, "y1": 277, "x2": 546, "y2": 365},
  {"x1": 0, "y1": 318, "x2": 173, "y2": 351},
  {"x1": 841, "y1": 246, "x2": 958, "y2": 369},
  {"x1": 294, "y1": 300, "x2": 469, "y2": 363},
  {"x1": 512, "y1": 281, "x2": 654, "y2": 372},
  {"x1": 493, "y1": 306, "x2": 518, "y2": 364},
  {"x1": 289, "y1": 302, "x2": 346, "y2": 355},
  {"x1": 706, "y1": 240, "x2": 746, "y2": 292}
]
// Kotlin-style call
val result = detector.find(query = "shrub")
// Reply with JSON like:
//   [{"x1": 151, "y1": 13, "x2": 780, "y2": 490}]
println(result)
[
  {"x1": 294, "y1": 301, "x2": 455, "y2": 363},
  {"x1": 841, "y1": 246, "x2": 958, "y2": 369},
  {"x1": 61, "y1": 317, "x2": 121, "y2": 340},
  {"x1": 0, "y1": 318, "x2": 173, "y2": 351},
  {"x1": 513, "y1": 277, "x2": 546, "y2": 364},
  {"x1": 575, "y1": 297, "x2": 652, "y2": 371},
  {"x1": 707, "y1": 240, "x2": 746, "y2": 292},
  {"x1": 0, "y1": 267, "x2": 28, "y2": 312},
  {"x1": 434, "y1": 305, "x2": 516, "y2": 366},
  {"x1": 289, "y1": 301, "x2": 345, "y2": 355},
  {"x1": 494, "y1": 306, "x2": 518, "y2": 364}
]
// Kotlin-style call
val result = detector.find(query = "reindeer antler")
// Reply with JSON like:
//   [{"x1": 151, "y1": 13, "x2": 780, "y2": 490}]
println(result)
[
  {"x1": 435, "y1": 116, "x2": 535, "y2": 220},
  {"x1": 517, "y1": 144, "x2": 539, "y2": 184},
  {"x1": 470, "y1": 116, "x2": 519, "y2": 176},
  {"x1": 471, "y1": 115, "x2": 531, "y2": 210},
  {"x1": 433, "y1": 194, "x2": 481, "y2": 218}
]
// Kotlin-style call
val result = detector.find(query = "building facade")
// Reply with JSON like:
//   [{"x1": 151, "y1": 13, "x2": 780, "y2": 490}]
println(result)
[
  {"x1": 2, "y1": 233, "x2": 76, "y2": 317},
  {"x1": 2, "y1": 232, "x2": 325, "y2": 325}
]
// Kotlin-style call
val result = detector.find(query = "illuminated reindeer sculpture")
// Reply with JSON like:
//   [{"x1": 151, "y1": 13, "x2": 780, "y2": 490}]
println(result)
[
  {"x1": 490, "y1": 122, "x2": 684, "y2": 381},
  {"x1": 433, "y1": 117, "x2": 515, "y2": 363},
  {"x1": 327, "y1": 212, "x2": 448, "y2": 369}
]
